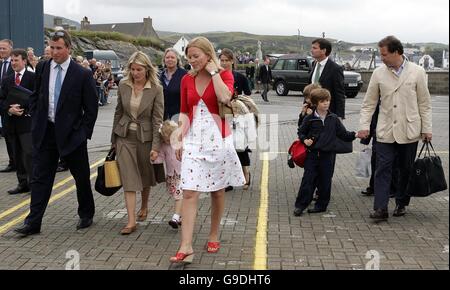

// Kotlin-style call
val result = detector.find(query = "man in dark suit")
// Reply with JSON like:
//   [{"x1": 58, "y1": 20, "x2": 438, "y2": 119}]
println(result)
[
  {"x1": 36, "y1": 46, "x2": 69, "y2": 173},
  {"x1": 0, "y1": 39, "x2": 16, "y2": 172},
  {"x1": 309, "y1": 38, "x2": 346, "y2": 119},
  {"x1": 0, "y1": 49, "x2": 35, "y2": 194},
  {"x1": 14, "y1": 30, "x2": 99, "y2": 237},
  {"x1": 258, "y1": 56, "x2": 272, "y2": 102}
]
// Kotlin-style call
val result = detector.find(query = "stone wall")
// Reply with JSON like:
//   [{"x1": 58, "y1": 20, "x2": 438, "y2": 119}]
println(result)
[{"x1": 359, "y1": 70, "x2": 449, "y2": 95}]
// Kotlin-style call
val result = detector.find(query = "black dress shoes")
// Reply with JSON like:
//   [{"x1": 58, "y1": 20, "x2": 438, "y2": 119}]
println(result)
[
  {"x1": 393, "y1": 205, "x2": 406, "y2": 217},
  {"x1": 361, "y1": 187, "x2": 374, "y2": 196},
  {"x1": 0, "y1": 164, "x2": 16, "y2": 173},
  {"x1": 293, "y1": 208, "x2": 305, "y2": 216},
  {"x1": 8, "y1": 185, "x2": 30, "y2": 195},
  {"x1": 307, "y1": 207, "x2": 327, "y2": 214},
  {"x1": 76, "y1": 218, "x2": 93, "y2": 230},
  {"x1": 14, "y1": 224, "x2": 41, "y2": 237},
  {"x1": 369, "y1": 209, "x2": 389, "y2": 221}
]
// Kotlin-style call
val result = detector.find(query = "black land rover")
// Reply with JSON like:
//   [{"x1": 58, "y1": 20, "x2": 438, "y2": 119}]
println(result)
[{"x1": 271, "y1": 54, "x2": 363, "y2": 98}]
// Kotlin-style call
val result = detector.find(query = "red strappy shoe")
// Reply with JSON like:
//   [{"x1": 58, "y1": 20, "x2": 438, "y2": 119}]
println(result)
[
  {"x1": 169, "y1": 252, "x2": 194, "y2": 264},
  {"x1": 206, "y1": 242, "x2": 220, "y2": 253}
]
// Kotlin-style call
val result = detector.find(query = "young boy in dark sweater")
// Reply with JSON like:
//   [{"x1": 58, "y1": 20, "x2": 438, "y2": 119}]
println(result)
[{"x1": 293, "y1": 88, "x2": 359, "y2": 216}]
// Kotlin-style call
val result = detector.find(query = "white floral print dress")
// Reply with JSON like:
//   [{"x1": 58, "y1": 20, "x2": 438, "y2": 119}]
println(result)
[{"x1": 180, "y1": 100, "x2": 245, "y2": 192}]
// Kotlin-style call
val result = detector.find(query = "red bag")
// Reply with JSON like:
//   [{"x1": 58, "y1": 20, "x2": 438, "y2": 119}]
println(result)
[{"x1": 288, "y1": 140, "x2": 307, "y2": 168}]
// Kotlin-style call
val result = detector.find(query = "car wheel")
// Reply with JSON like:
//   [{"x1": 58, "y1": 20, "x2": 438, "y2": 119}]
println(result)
[
  {"x1": 275, "y1": 81, "x2": 289, "y2": 96},
  {"x1": 345, "y1": 92, "x2": 358, "y2": 98}
]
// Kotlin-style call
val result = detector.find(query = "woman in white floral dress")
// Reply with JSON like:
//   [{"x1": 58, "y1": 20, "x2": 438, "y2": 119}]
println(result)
[{"x1": 170, "y1": 37, "x2": 245, "y2": 263}]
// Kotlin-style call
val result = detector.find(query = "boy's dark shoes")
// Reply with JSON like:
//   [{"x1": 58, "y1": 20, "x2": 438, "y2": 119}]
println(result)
[
  {"x1": 293, "y1": 207, "x2": 304, "y2": 216},
  {"x1": 307, "y1": 207, "x2": 327, "y2": 214}
]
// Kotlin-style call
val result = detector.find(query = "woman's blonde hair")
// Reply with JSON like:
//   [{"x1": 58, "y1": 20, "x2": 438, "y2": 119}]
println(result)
[
  {"x1": 160, "y1": 120, "x2": 179, "y2": 142},
  {"x1": 124, "y1": 51, "x2": 161, "y2": 88},
  {"x1": 185, "y1": 37, "x2": 221, "y2": 76},
  {"x1": 163, "y1": 48, "x2": 182, "y2": 68}
]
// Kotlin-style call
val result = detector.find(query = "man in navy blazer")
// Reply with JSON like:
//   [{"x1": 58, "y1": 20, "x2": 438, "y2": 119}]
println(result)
[
  {"x1": 15, "y1": 30, "x2": 99, "y2": 237},
  {"x1": 0, "y1": 39, "x2": 17, "y2": 172},
  {"x1": 0, "y1": 49, "x2": 36, "y2": 195},
  {"x1": 309, "y1": 38, "x2": 346, "y2": 119}
]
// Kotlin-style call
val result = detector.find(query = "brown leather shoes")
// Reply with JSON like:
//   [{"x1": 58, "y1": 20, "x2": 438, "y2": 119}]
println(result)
[
  {"x1": 120, "y1": 225, "x2": 137, "y2": 235},
  {"x1": 136, "y1": 209, "x2": 148, "y2": 222}
]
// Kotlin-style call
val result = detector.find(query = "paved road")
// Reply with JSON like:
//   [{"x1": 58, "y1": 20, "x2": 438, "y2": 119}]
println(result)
[{"x1": 0, "y1": 91, "x2": 448, "y2": 270}]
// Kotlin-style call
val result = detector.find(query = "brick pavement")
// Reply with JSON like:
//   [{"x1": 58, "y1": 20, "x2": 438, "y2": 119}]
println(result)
[{"x1": 0, "y1": 92, "x2": 447, "y2": 270}]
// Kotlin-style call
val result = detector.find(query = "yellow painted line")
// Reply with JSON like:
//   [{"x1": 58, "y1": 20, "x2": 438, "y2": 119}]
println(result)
[
  {"x1": 0, "y1": 171, "x2": 99, "y2": 235},
  {"x1": 254, "y1": 152, "x2": 269, "y2": 270},
  {"x1": 0, "y1": 158, "x2": 104, "y2": 222}
]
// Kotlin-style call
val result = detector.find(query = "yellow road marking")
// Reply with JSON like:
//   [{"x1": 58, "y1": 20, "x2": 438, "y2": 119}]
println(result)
[
  {"x1": 254, "y1": 152, "x2": 269, "y2": 270},
  {"x1": 0, "y1": 158, "x2": 104, "y2": 222},
  {"x1": 0, "y1": 171, "x2": 99, "y2": 235}
]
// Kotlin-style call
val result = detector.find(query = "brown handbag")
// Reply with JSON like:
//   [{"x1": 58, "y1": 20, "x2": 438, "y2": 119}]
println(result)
[{"x1": 218, "y1": 101, "x2": 233, "y2": 119}]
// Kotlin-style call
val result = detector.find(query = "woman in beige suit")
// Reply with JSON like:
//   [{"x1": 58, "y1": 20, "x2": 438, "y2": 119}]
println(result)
[{"x1": 111, "y1": 51, "x2": 164, "y2": 235}]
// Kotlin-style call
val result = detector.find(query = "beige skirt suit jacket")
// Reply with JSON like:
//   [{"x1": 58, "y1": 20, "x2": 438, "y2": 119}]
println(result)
[{"x1": 111, "y1": 78, "x2": 164, "y2": 191}]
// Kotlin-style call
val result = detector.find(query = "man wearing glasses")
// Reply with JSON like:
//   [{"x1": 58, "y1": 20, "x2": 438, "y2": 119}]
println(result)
[{"x1": 14, "y1": 30, "x2": 99, "y2": 237}]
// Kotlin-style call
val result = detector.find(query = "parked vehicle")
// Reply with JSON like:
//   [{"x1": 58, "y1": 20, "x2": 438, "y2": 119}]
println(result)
[
  {"x1": 271, "y1": 54, "x2": 363, "y2": 98},
  {"x1": 84, "y1": 50, "x2": 124, "y2": 85}
]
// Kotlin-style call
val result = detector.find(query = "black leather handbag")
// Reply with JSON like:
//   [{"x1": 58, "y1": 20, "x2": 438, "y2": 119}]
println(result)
[
  {"x1": 95, "y1": 148, "x2": 122, "y2": 196},
  {"x1": 406, "y1": 142, "x2": 448, "y2": 197}
]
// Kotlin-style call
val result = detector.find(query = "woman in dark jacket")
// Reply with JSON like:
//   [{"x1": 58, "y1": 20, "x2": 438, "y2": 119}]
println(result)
[
  {"x1": 159, "y1": 48, "x2": 187, "y2": 122},
  {"x1": 219, "y1": 48, "x2": 252, "y2": 191}
]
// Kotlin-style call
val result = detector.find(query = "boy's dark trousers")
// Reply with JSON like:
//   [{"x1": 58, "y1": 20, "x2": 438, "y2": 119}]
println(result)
[{"x1": 295, "y1": 150, "x2": 336, "y2": 211}]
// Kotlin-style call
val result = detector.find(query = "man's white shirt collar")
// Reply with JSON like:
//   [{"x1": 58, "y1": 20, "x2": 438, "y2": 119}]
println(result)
[
  {"x1": 51, "y1": 57, "x2": 71, "y2": 71},
  {"x1": 17, "y1": 67, "x2": 26, "y2": 76},
  {"x1": 318, "y1": 57, "x2": 329, "y2": 67}
]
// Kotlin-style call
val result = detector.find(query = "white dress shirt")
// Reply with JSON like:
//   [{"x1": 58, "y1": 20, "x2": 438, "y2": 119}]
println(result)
[
  {"x1": 15, "y1": 68, "x2": 26, "y2": 84},
  {"x1": 312, "y1": 57, "x2": 329, "y2": 83},
  {"x1": 48, "y1": 57, "x2": 71, "y2": 122}
]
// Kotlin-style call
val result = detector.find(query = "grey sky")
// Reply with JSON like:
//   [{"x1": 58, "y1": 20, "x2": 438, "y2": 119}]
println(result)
[{"x1": 44, "y1": 0, "x2": 449, "y2": 44}]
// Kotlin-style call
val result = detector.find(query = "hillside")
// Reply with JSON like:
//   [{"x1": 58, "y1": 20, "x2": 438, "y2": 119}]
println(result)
[
  {"x1": 160, "y1": 31, "x2": 448, "y2": 56},
  {"x1": 160, "y1": 31, "x2": 367, "y2": 55},
  {"x1": 44, "y1": 29, "x2": 164, "y2": 65},
  {"x1": 160, "y1": 31, "x2": 331, "y2": 54}
]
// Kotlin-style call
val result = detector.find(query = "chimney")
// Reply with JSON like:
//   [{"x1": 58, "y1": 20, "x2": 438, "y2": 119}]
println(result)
[
  {"x1": 143, "y1": 17, "x2": 152, "y2": 27},
  {"x1": 81, "y1": 16, "x2": 90, "y2": 30},
  {"x1": 54, "y1": 17, "x2": 63, "y2": 27}
]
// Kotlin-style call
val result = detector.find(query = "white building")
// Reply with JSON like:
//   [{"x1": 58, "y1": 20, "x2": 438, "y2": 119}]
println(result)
[
  {"x1": 419, "y1": 55, "x2": 435, "y2": 70},
  {"x1": 349, "y1": 45, "x2": 376, "y2": 52},
  {"x1": 443, "y1": 51, "x2": 449, "y2": 69},
  {"x1": 173, "y1": 36, "x2": 191, "y2": 58}
]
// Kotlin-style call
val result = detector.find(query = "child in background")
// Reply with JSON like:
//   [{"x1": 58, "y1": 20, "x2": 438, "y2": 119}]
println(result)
[
  {"x1": 153, "y1": 120, "x2": 183, "y2": 228},
  {"x1": 288, "y1": 83, "x2": 321, "y2": 168},
  {"x1": 298, "y1": 83, "x2": 321, "y2": 128}
]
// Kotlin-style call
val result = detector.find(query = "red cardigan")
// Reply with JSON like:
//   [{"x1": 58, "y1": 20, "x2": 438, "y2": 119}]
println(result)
[{"x1": 180, "y1": 70, "x2": 234, "y2": 138}]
